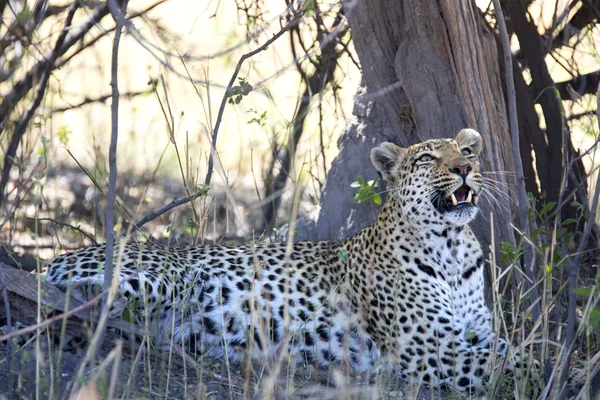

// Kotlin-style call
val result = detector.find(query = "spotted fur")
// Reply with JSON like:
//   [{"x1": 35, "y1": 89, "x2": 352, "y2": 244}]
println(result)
[{"x1": 46, "y1": 129, "x2": 513, "y2": 391}]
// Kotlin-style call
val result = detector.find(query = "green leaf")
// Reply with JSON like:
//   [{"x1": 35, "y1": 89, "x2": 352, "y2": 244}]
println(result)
[
  {"x1": 58, "y1": 125, "x2": 71, "y2": 145},
  {"x1": 337, "y1": 248, "x2": 349, "y2": 263},
  {"x1": 224, "y1": 87, "x2": 236, "y2": 98},
  {"x1": 561, "y1": 218, "x2": 577, "y2": 226},
  {"x1": 304, "y1": 0, "x2": 315, "y2": 16},
  {"x1": 530, "y1": 227, "x2": 544, "y2": 239},
  {"x1": 352, "y1": 175, "x2": 381, "y2": 205},
  {"x1": 240, "y1": 82, "x2": 253, "y2": 95},
  {"x1": 540, "y1": 202, "x2": 556, "y2": 216},
  {"x1": 527, "y1": 192, "x2": 534, "y2": 201},
  {"x1": 574, "y1": 287, "x2": 593, "y2": 297},
  {"x1": 589, "y1": 307, "x2": 600, "y2": 329},
  {"x1": 17, "y1": 6, "x2": 32, "y2": 22}
]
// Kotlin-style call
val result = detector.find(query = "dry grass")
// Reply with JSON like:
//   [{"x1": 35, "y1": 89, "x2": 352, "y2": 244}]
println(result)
[{"x1": 1, "y1": 169, "x2": 599, "y2": 399}]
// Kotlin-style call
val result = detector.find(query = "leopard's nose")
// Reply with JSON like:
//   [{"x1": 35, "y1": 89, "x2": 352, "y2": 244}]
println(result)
[{"x1": 450, "y1": 163, "x2": 471, "y2": 178}]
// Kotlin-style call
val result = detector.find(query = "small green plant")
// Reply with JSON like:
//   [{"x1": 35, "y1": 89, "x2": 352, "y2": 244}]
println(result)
[
  {"x1": 351, "y1": 175, "x2": 381, "y2": 205},
  {"x1": 304, "y1": 0, "x2": 316, "y2": 17},
  {"x1": 57, "y1": 125, "x2": 71, "y2": 145},
  {"x1": 185, "y1": 218, "x2": 198, "y2": 236},
  {"x1": 16, "y1": 6, "x2": 32, "y2": 23},
  {"x1": 498, "y1": 241, "x2": 517, "y2": 265},
  {"x1": 247, "y1": 109, "x2": 267, "y2": 126},
  {"x1": 195, "y1": 183, "x2": 211, "y2": 196}
]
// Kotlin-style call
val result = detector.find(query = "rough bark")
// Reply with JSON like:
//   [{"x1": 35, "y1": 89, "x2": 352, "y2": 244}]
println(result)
[{"x1": 298, "y1": 0, "x2": 516, "y2": 257}]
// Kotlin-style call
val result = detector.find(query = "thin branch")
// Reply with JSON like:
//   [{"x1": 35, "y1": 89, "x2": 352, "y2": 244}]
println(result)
[
  {"x1": 261, "y1": 12, "x2": 346, "y2": 233},
  {"x1": 0, "y1": 2, "x2": 111, "y2": 121},
  {"x1": 0, "y1": 0, "x2": 167, "y2": 122},
  {"x1": 27, "y1": 217, "x2": 97, "y2": 244},
  {"x1": 555, "y1": 70, "x2": 600, "y2": 99},
  {"x1": 55, "y1": 1, "x2": 167, "y2": 71},
  {"x1": 98, "y1": 0, "x2": 127, "y2": 354},
  {"x1": 44, "y1": 90, "x2": 149, "y2": 114},
  {"x1": 123, "y1": 192, "x2": 204, "y2": 236},
  {"x1": 92, "y1": 0, "x2": 314, "y2": 88},
  {"x1": 544, "y1": 0, "x2": 581, "y2": 54},
  {"x1": 492, "y1": 0, "x2": 544, "y2": 358},
  {"x1": 0, "y1": 1, "x2": 80, "y2": 209},
  {"x1": 0, "y1": 3, "x2": 69, "y2": 55},
  {"x1": 204, "y1": 6, "x2": 303, "y2": 187},
  {"x1": 567, "y1": 109, "x2": 596, "y2": 121},
  {"x1": 0, "y1": 159, "x2": 43, "y2": 231}
]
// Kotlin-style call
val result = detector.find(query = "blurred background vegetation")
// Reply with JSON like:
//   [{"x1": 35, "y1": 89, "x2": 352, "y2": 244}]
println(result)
[
  {"x1": 0, "y1": 0, "x2": 360, "y2": 256},
  {"x1": 0, "y1": 0, "x2": 599, "y2": 255}
]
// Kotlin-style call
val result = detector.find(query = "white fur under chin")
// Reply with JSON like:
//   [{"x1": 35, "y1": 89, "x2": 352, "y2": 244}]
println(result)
[{"x1": 444, "y1": 206, "x2": 479, "y2": 225}]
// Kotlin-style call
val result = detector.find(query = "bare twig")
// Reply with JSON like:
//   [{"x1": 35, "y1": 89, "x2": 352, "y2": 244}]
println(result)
[
  {"x1": 123, "y1": 192, "x2": 204, "y2": 236},
  {"x1": 27, "y1": 217, "x2": 97, "y2": 244},
  {"x1": 261, "y1": 12, "x2": 346, "y2": 233},
  {"x1": 0, "y1": 159, "x2": 43, "y2": 231},
  {"x1": 204, "y1": 6, "x2": 303, "y2": 187},
  {"x1": 0, "y1": 1, "x2": 166, "y2": 198},
  {"x1": 0, "y1": 1, "x2": 79, "y2": 209},
  {"x1": 46, "y1": 90, "x2": 149, "y2": 114},
  {"x1": 0, "y1": 2, "x2": 110, "y2": 120},
  {"x1": 544, "y1": 0, "x2": 580, "y2": 54},
  {"x1": 492, "y1": 0, "x2": 543, "y2": 326},
  {"x1": 96, "y1": 0, "x2": 128, "y2": 355},
  {"x1": 567, "y1": 109, "x2": 596, "y2": 121},
  {"x1": 54, "y1": 1, "x2": 167, "y2": 71}
]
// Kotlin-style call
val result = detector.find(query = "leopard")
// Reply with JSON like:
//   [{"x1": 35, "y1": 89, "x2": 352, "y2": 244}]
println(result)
[{"x1": 44, "y1": 128, "x2": 516, "y2": 391}]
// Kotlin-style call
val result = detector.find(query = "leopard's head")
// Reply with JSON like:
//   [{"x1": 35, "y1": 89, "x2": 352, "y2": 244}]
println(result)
[{"x1": 370, "y1": 129, "x2": 483, "y2": 226}]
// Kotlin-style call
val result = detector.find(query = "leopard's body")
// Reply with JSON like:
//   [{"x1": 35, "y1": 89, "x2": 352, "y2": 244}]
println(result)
[{"x1": 46, "y1": 129, "x2": 511, "y2": 391}]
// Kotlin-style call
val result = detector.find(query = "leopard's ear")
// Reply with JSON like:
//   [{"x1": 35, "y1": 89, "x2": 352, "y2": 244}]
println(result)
[
  {"x1": 370, "y1": 142, "x2": 407, "y2": 182},
  {"x1": 456, "y1": 129, "x2": 482, "y2": 156}
]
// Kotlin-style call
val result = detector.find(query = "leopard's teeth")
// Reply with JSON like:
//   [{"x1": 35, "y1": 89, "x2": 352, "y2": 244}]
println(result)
[
  {"x1": 466, "y1": 190, "x2": 472, "y2": 203},
  {"x1": 450, "y1": 193, "x2": 458, "y2": 206}
]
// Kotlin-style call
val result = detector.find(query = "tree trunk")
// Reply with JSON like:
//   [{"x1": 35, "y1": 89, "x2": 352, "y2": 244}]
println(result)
[{"x1": 297, "y1": 0, "x2": 516, "y2": 257}]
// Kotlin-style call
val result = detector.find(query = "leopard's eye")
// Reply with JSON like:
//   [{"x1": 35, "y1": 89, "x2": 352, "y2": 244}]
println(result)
[
  {"x1": 418, "y1": 154, "x2": 434, "y2": 162},
  {"x1": 461, "y1": 148, "x2": 472, "y2": 156}
]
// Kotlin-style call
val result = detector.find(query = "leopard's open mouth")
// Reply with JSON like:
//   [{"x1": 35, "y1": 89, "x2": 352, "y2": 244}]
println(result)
[{"x1": 431, "y1": 184, "x2": 476, "y2": 214}]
